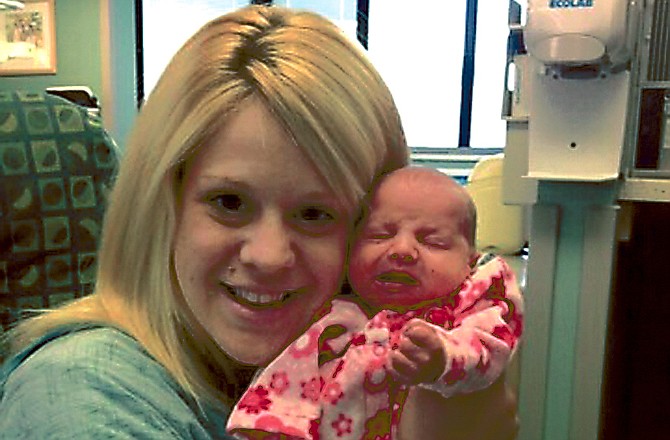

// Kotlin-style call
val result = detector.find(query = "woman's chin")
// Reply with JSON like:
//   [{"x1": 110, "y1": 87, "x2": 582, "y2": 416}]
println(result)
[{"x1": 221, "y1": 337, "x2": 287, "y2": 367}]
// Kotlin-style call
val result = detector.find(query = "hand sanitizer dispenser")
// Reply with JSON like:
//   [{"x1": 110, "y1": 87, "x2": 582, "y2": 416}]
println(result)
[
  {"x1": 525, "y1": 0, "x2": 631, "y2": 67},
  {"x1": 522, "y1": 0, "x2": 635, "y2": 181}
]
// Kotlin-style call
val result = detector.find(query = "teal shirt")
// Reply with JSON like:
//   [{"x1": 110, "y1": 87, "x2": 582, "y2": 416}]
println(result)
[{"x1": 0, "y1": 327, "x2": 233, "y2": 439}]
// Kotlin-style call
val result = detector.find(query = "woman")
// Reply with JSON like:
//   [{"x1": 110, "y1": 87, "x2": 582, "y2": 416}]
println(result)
[{"x1": 0, "y1": 5, "x2": 516, "y2": 438}]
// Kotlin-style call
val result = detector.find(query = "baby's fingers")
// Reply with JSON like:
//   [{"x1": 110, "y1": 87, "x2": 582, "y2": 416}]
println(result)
[
  {"x1": 389, "y1": 350, "x2": 421, "y2": 385},
  {"x1": 397, "y1": 337, "x2": 432, "y2": 364},
  {"x1": 403, "y1": 320, "x2": 442, "y2": 350}
]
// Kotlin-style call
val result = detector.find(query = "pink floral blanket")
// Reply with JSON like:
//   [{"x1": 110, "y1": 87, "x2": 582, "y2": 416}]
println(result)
[{"x1": 227, "y1": 254, "x2": 524, "y2": 439}]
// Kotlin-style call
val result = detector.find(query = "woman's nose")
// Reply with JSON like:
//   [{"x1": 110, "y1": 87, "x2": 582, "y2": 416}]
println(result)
[
  {"x1": 387, "y1": 234, "x2": 418, "y2": 264},
  {"x1": 239, "y1": 213, "x2": 295, "y2": 272}
]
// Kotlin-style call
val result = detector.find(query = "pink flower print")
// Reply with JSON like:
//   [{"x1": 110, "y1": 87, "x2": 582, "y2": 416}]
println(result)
[
  {"x1": 372, "y1": 341, "x2": 390, "y2": 363},
  {"x1": 368, "y1": 314, "x2": 388, "y2": 329},
  {"x1": 443, "y1": 357, "x2": 467, "y2": 385},
  {"x1": 332, "y1": 359, "x2": 346, "y2": 379},
  {"x1": 322, "y1": 381, "x2": 344, "y2": 405},
  {"x1": 364, "y1": 357, "x2": 390, "y2": 394},
  {"x1": 238, "y1": 385, "x2": 272, "y2": 414},
  {"x1": 351, "y1": 332, "x2": 366, "y2": 346},
  {"x1": 269, "y1": 371, "x2": 290, "y2": 396},
  {"x1": 372, "y1": 342, "x2": 389, "y2": 358},
  {"x1": 301, "y1": 376, "x2": 324, "y2": 402},
  {"x1": 388, "y1": 329, "x2": 402, "y2": 351},
  {"x1": 255, "y1": 414, "x2": 308, "y2": 438},
  {"x1": 492, "y1": 325, "x2": 516, "y2": 348},
  {"x1": 425, "y1": 307, "x2": 451, "y2": 327},
  {"x1": 331, "y1": 413, "x2": 353, "y2": 437},
  {"x1": 461, "y1": 279, "x2": 490, "y2": 307},
  {"x1": 386, "y1": 313, "x2": 409, "y2": 334},
  {"x1": 289, "y1": 328, "x2": 320, "y2": 358},
  {"x1": 469, "y1": 335, "x2": 484, "y2": 354},
  {"x1": 510, "y1": 310, "x2": 524, "y2": 342},
  {"x1": 476, "y1": 354, "x2": 491, "y2": 374},
  {"x1": 309, "y1": 419, "x2": 321, "y2": 440}
]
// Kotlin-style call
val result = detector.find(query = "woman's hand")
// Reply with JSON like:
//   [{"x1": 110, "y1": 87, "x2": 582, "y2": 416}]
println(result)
[{"x1": 397, "y1": 374, "x2": 519, "y2": 440}]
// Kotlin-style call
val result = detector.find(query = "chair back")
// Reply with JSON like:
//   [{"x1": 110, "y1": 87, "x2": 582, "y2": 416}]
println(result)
[{"x1": 0, "y1": 90, "x2": 118, "y2": 331}]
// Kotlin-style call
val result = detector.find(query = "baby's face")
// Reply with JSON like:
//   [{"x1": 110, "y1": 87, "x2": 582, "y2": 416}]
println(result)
[{"x1": 348, "y1": 171, "x2": 476, "y2": 313}]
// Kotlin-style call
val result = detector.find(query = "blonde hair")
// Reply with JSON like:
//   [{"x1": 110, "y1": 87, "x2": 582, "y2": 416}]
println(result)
[{"x1": 7, "y1": 5, "x2": 408, "y2": 406}]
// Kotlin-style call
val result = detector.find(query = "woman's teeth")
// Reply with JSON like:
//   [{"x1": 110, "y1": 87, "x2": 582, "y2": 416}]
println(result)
[{"x1": 233, "y1": 287, "x2": 291, "y2": 305}]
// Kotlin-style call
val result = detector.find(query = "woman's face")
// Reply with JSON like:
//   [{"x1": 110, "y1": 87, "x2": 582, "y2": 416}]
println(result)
[{"x1": 174, "y1": 98, "x2": 350, "y2": 366}]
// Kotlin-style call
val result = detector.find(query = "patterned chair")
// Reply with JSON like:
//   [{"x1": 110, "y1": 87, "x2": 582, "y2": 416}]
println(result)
[{"x1": 0, "y1": 90, "x2": 119, "y2": 334}]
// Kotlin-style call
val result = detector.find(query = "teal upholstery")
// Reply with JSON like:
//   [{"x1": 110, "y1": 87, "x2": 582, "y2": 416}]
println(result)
[{"x1": 0, "y1": 90, "x2": 118, "y2": 331}]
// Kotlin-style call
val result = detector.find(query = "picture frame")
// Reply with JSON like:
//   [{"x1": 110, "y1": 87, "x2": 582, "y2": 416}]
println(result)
[{"x1": 0, "y1": 0, "x2": 56, "y2": 76}]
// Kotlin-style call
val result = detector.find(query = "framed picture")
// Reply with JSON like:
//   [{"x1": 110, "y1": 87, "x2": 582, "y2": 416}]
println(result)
[{"x1": 0, "y1": 0, "x2": 56, "y2": 76}]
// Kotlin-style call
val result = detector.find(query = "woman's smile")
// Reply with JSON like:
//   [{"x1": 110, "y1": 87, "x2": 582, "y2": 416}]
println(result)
[
  {"x1": 218, "y1": 280, "x2": 304, "y2": 307},
  {"x1": 225, "y1": 283, "x2": 295, "y2": 306}
]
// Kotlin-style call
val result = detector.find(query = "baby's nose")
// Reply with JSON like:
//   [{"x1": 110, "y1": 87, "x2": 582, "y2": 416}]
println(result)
[{"x1": 387, "y1": 236, "x2": 418, "y2": 263}]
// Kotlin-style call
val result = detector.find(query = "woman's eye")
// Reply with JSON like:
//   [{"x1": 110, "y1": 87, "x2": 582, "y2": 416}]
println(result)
[
  {"x1": 205, "y1": 193, "x2": 253, "y2": 225},
  {"x1": 210, "y1": 194, "x2": 244, "y2": 212},
  {"x1": 294, "y1": 206, "x2": 340, "y2": 234},
  {"x1": 300, "y1": 206, "x2": 334, "y2": 222}
]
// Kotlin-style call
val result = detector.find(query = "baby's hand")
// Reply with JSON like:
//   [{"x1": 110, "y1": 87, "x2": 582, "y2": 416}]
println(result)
[{"x1": 389, "y1": 320, "x2": 446, "y2": 385}]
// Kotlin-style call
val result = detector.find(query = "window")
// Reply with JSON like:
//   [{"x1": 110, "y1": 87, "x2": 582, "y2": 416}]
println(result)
[
  {"x1": 469, "y1": 0, "x2": 512, "y2": 148},
  {"x1": 367, "y1": 0, "x2": 509, "y2": 148},
  {"x1": 138, "y1": 0, "x2": 511, "y2": 149},
  {"x1": 140, "y1": 0, "x2": 247, "y2": 102},
  {"x1": 367, "y1": 1, "x2": 466, "y2": 149}
]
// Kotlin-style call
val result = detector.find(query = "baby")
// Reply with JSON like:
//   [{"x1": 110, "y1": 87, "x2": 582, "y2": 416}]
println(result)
[{"x1": 227, "y1": 166, "x2": 524, "y2": 439}]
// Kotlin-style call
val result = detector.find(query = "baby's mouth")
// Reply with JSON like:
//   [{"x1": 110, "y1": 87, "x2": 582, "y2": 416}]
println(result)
[
  {"x1": 222, "y1": 283, "x2": 299, "y2": 307},
  {"x1": 376, "y1": 271, "x2": 419, "y2": 286}
]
